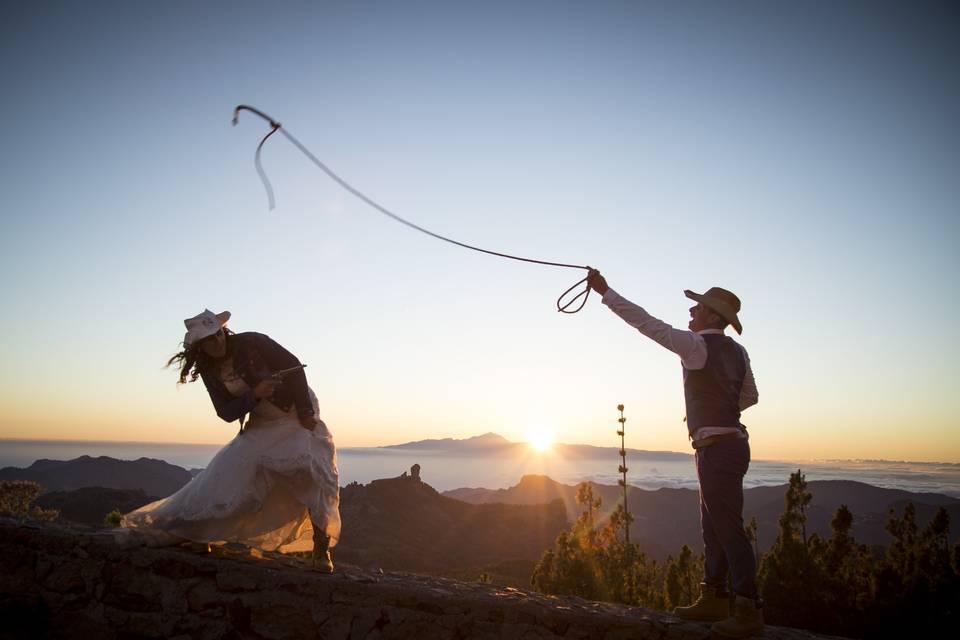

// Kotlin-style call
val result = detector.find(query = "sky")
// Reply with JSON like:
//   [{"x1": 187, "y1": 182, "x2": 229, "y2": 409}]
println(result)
[{"x1": 0, "y1": 1, "x2": 958, "y2": 462}]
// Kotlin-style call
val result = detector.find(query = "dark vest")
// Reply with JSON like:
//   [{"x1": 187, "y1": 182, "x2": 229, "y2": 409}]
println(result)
[{"x1": 683, "y1": 334, "x2": 746, "y2": 436}]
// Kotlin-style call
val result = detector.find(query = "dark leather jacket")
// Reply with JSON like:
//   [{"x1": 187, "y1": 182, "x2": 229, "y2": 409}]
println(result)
[{"x1": 198, "y1": 332, "x2": 314, "y2": 423}]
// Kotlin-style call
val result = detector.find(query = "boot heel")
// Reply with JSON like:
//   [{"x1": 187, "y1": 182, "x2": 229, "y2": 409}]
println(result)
[{"x1": 312, "y1": 530, "x2": 334, "y2": 573}]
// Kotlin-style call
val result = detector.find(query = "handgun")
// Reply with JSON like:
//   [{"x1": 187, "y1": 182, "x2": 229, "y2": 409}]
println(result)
[{"x1": 267, "y1": 364, "x2": 307, "y2": 382}]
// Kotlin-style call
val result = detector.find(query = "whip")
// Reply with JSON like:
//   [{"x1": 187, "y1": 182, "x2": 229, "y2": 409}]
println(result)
[{"x1": 232, "y1": 104, "x2": 593, "y2": 313}]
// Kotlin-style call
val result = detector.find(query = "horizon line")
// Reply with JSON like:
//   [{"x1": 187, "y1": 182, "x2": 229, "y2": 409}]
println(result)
[{"x1": 1, "y1": 437, "x2": 957, "y2": 466}]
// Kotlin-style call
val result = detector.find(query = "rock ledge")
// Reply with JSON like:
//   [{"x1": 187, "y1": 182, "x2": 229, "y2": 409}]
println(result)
[{"x1": 0, "y1": 518, "x2": 843, "y2": 639}]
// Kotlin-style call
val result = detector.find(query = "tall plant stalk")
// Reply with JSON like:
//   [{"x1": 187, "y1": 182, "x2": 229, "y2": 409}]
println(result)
[{"x1": 616, "y1": 403, "x2": 630, "y2": 543}]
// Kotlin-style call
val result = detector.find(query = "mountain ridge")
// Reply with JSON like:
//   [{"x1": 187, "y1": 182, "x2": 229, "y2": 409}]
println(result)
[
  {"x1": 336, "y1": 473, "x2": 566, "y2": 577},
  {"x1": 0, "y1": 455, "x2": 192, "y2": 496},
  {"x1": 443, "y1": 474, "x2": 960, "y2": 557},
  {"x1": 383, "y1": 432, "x2": 513, "y2": 449},
  {"x1": 5, "y1": 455, "x2": 958, "y2": 562}
]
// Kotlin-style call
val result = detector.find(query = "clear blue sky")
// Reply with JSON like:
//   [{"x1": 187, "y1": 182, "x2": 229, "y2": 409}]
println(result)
[{"x1": 1, "y1": 1, "x2": 958, "y2": 461}]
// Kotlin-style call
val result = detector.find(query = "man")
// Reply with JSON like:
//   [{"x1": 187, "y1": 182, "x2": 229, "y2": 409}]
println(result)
[{"x1": 587, "y1": 270, "x2": 763, "y2": 639}]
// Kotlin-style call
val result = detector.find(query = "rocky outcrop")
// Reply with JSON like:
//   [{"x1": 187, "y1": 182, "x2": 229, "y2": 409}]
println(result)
[
  {"x1": 0, "y1": 518, "x2": 846, "y2": 640},
  {"x1": 337, "y1": 476, "x2": 567, "y2": 574}
]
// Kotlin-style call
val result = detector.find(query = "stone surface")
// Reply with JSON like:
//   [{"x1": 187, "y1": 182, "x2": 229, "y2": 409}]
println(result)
[{"x1": 0, "y1": 518, "x2": 847, "y2": 639}]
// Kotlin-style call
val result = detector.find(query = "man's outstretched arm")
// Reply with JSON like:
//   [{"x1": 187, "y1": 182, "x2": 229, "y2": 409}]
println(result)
[{"x1": 588, "y1": 270, "x2": 707, "y2": 369}]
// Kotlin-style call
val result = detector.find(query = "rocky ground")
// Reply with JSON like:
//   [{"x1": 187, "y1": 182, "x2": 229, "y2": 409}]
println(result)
[{"x1": 0, "y1": 517, "x2": 846, "y2": 640}]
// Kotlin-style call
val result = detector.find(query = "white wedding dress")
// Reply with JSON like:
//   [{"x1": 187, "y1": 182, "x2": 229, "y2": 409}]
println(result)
[{"x1": 122, "y1": 360, "x2": 340, "y2": 552}]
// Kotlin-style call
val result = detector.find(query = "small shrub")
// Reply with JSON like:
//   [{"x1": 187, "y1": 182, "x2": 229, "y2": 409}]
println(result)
[
  {"x1": 0, "y1": 480, "x2": 58, "y2": 521},
  {"x1": 104, "y1": 509, "x2": 123, "y2": 527}
]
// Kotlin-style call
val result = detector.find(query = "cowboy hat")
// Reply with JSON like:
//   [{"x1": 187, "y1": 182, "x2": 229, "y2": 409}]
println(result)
[
  {"x1": 684, "y1": 287, "x2": 743, "y2": 334},
  {"x1": 183, "y1": 309, "x2": 231, "y2": 348}
]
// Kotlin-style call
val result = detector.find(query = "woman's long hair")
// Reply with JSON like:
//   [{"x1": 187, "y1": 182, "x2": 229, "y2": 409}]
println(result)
[{"x1": 166, "y1": 328, "x2": 234, "y2": 384}]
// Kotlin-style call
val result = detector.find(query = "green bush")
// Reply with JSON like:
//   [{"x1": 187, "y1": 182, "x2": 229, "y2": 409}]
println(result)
[{"x1": 0, "y1": 480, "x2": 58, "y2": 521}]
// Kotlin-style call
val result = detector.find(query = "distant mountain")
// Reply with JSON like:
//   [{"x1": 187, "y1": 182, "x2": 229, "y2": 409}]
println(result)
[
  {"x1": 34, "y1": 487, "x2": 159, "y2": 526},
  {"x1": 0, "y1": 456, "x2": 192, "y2": 497},
  {"x1": 383, "y1": 432, "x2": 513, "y2": 450},
  {"x1": 444, "y1": 475, "x2": 960, "y2": 559},
  {"x1": 336, "y1": 474, "x2": 567, "y2": 577},
  {"x1": 384, "y1": 432, "x2": 692, "y2": 461}
]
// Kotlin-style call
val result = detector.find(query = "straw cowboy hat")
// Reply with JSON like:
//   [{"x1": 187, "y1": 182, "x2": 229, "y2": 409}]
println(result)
[
  {"x1": 684, "y1": 287, "x2": 743, "y2": 334},
  {"x1": 183, "y1": 309, "x2": 231, "y2": 347}
]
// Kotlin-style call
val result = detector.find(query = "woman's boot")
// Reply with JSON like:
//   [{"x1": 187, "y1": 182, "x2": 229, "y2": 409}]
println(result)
[{"x1": 312, "y1": 527, "x2": 333, "y2": 573}]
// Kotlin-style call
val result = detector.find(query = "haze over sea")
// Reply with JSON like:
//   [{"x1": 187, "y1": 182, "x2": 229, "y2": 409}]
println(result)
[{"x1": 2, "y1": 439, "x2": 958, "y2": 498}]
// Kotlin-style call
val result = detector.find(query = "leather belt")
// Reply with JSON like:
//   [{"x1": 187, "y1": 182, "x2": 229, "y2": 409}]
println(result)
[{"x1": 691, "y1": 431, "x2": 747, "y2": 450}]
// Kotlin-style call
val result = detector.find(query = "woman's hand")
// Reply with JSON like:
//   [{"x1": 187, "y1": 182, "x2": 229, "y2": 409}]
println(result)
[
  {"x1": 252, "y1": 379, "x2": 279, "y2": 399},
  {"x1": 298, "y1": 414, "x2": 317, "y2": 431}
]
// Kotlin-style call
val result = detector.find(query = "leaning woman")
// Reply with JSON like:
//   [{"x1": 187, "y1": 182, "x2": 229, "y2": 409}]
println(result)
[{"x1": 122, "y1": 309, "x2": 340, "y2": 571}]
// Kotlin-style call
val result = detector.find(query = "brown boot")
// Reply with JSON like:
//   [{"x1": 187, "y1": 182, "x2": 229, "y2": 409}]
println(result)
[
  {"x1": 711, "y1": 595, "x2": 764, "y2": 638},
  {"x1": 312, "y1": 529, "x2": 333, "y2": 573},
  {"x1": 673, "y1": 583, "x2": 730, "y2": 622}
]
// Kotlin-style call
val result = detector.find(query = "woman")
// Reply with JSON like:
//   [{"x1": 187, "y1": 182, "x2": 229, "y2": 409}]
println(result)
[{"x1": 122, "y1": 309, "x2": 340, "y2": 571}]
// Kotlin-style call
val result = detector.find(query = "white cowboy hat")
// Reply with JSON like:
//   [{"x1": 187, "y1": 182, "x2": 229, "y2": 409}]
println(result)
[{"x1": 183, "y1": 309, "x2": 231, "y2": 348}]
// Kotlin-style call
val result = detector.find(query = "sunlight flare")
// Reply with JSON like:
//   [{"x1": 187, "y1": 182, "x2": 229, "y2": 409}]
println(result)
[{"x1": 527, "y1": 426, "x2": 554, "y2": 452}]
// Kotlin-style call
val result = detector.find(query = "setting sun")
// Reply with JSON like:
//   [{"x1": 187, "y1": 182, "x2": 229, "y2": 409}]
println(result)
[{"x1": 527, "y1": 427, "x2": 554, "y2": 452}]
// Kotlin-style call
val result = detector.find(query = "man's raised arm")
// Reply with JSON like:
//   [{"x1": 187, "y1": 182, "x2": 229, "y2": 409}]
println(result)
[{"x1": 588, "y1": 270, "x2": 707, "y2": 370}]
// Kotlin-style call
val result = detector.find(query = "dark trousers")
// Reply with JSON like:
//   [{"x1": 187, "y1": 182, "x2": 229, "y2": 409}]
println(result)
[{"x1": 695, "y1": 437, "x2": 757, "y2": 599}]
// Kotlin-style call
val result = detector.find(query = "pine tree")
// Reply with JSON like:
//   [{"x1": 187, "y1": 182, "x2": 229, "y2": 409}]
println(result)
[
  {"x1": 783, "y1": 468, "x2": 812, "y2": 543},
  {"x1": 866, "y1": 504, "x2": 960, "y2": 637},
  {"x1": 532, "y1": 482, "x2": 605, "y2": 599},
  {"x1": 815, "y1": 504, "x2": 873, "y2": 635},
  {"x1": 759, "y1": 489, "x2": 960, "y2": 638},
  {"x1": 758, "y1": 469, "x2": 827, "y2": 631},
  {"x1": 574, "y1": 481, "x2": 602, "y2": 540},
  {"x1": 662, "y1": 544, "x2": 703, "y2": 610}
]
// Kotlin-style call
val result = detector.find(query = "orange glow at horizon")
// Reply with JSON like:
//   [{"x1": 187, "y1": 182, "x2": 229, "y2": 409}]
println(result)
[{"x1": 527, "y1": 426, "x2": 554, "y2": 453}]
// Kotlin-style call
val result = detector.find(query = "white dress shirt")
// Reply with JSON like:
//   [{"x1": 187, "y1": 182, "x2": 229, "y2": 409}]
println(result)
[{"x1": 601, "y1": 289, "x2": 758, "y2": 438}]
